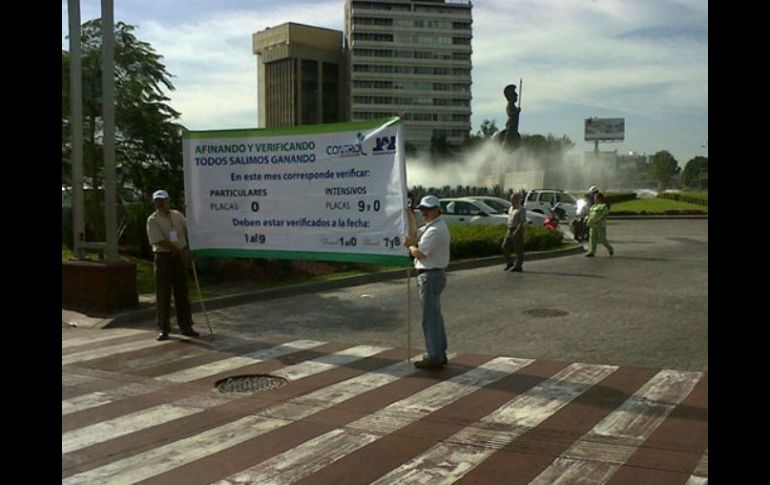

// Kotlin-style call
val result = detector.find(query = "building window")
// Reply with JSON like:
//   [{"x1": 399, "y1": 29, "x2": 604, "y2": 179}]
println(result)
[
  {"x1": 353, "y1": 32, "x2": 394, "y2": 42},
  {"x1": 301, "y1": 59, "x2": 319, "y2": 124},
  {"x1": 322, "y1": 62, "x2": 339, "y2": 123},
  {"x1": 353, "y1": 17, "x2": 394, "y2": 26}
]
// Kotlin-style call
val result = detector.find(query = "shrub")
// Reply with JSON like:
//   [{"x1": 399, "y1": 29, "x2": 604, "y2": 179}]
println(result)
[
  {"x1": 449, "y1": 224, "x2": 563, "y2": 260},
  {"x1": 604, "y1": 192, "x2": 638, "y2": 205},
  {"x1": 658, "y1": 192, "x2": 708, "y2": 206}
]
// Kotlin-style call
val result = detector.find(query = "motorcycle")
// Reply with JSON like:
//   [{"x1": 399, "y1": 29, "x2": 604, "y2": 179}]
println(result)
[
  {"x1": 570, "y1": 198, "x2": 590, "y2": 242},
  {"x1": 544, "y1": 203, "x2": 566, "y2": 232}
]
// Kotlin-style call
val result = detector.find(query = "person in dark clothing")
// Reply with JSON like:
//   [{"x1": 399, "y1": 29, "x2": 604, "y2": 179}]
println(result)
[{"x1": 146, "y1": 190, "x2": 199, "y2": 341}]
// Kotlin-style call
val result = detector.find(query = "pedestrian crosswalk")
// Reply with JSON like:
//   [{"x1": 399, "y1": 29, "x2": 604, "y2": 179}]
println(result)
[{"x1": 62, "y1": 328, "x2": 708, "y2": 484}]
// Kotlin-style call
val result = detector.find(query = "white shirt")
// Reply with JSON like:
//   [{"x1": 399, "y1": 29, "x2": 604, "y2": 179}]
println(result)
[
  {"x1": 146, "y1": 209, "x2": 188, "y2": 253},
  {"x1": 414, "y1": 216, "x2": 450, "y2": 270}
]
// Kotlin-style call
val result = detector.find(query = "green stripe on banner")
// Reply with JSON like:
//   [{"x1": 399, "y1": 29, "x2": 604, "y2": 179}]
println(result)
[
  {"x1": 183, "y1": 117, "x2": 401, "y2": 139},
  {"x1": 193, "y1": 248, "x2": 412, "y2": 266}
]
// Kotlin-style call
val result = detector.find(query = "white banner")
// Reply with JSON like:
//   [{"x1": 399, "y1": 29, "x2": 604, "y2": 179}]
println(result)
[{"x1": 182, "y1": 117, "x2": 410, "y2": 266}]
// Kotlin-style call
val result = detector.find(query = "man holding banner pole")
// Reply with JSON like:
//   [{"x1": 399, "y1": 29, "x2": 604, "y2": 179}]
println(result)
[
  {"x1": 146, "y1": 190, "x2": 200, "y2": 341},
  {"x1": 405, "y1": 195, "x2": 450, "y2": 369}
]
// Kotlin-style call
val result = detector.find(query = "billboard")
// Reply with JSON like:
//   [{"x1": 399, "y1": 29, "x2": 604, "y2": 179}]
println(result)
[
  {"x1": 182, "y1": 117, "x2": 410, "y2": 266},
  {"x1": 585, "y1": 118, "x2": 625, "y2": 141}
]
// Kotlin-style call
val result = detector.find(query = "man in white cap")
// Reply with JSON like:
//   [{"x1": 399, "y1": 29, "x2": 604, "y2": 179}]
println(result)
[
  {"x1": 146, "y1": 190, "x2": 198, "y2": 340},
  {"x1": 405, "y1": 195, "x2": 451, "y2": 369}
]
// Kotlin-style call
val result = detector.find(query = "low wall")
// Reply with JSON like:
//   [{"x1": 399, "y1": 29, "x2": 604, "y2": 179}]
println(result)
[{"x1": 62, "y1": 260, "x2": 138, "y2": 315}]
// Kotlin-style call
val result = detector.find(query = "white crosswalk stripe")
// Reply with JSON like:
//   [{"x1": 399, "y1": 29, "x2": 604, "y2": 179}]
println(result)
[
  {"x1": 61, "y1": 328, "x2": 708, "y2": 484},
  {"x1": 529, "y1": 369, "x2": 703, "y2": 484}
]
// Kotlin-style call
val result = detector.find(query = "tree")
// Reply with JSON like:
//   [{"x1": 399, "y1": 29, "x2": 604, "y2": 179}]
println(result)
[
  {"x1": 62, "y1": 19, "x2": 185, "y2": 213},
  {"x1": 649, "y1": 150, "x2": 680, "y2": 189},
  {"x1": 519, "y1": 134, "x2": 575, "y2": 171},
  {"x1": 682, "y1": 156, "x2": 708, "y2": 189},
  {"x1": 429, "y1": 134, "x2": 455, "y2": 161}
]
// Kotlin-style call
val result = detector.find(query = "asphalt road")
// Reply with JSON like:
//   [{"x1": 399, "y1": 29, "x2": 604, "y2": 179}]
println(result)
[{"x1": 124, "y1": 219, "x2": 708, "y2": 372}]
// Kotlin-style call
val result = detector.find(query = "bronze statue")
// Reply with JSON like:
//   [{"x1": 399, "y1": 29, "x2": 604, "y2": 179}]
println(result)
[{"x1": 499, "y1": 83, "x2": 522, "y2": 149}]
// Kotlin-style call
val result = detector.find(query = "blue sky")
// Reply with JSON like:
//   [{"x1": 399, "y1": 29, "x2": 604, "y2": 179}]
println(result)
[{"x1": 62, "y1": 0, "x2": 708, "y2": 166}]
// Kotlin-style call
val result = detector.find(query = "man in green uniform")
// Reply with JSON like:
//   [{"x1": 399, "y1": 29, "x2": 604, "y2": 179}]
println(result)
[{"x1": 585, "y1": 192, "x2": 614, "y2": 258}]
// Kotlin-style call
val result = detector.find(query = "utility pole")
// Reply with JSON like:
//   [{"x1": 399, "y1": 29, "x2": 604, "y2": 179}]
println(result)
[
  {"x1": 68, "y1": 0, "x2": 85, "y2": 260},
  {"x1": 63, "y1": 0, "x2": 137, "y2": 314},
  {"x1": 102, "y1": 0, "x2": 119, "y2": 262}
]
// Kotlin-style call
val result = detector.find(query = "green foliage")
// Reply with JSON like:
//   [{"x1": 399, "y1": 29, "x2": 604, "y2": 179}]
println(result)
[
  {"x1": 408, "y1": 184, "x2": 510, "y2": 201},
  {"x1": 121, "y1": 200, "x2": 157, "y2": 257},
  {"x1": 429, "y1": 133, "x2": 456, "y2": 160},
  {"x1": 611, "y1": 198, "x2": 707, "y2": 214},
  {"x1": 516, "y1": 134, "x2": 575, "y2": 171},
  {"x1": 682, "y1": 156, "x2": 708, "y2": 189},
  {"x1": 449, "y1": 224, "x2": 563, "y2": 260},
  {"x1": 62, "y1": 19, "x2": 185, "y2": 241},
  {"x1": 657, "y1": 191, "x2": 708, "y2": 207},
  {"x1": 604, "y1": 192, "x2": 638, "y2": 205},
  {"x1": 648, "y1": 150, "x2": 680, "y2": 189}
]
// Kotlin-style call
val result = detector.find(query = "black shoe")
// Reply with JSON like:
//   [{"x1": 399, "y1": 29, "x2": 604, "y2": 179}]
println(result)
[
  {"x1": 156, "y1": 332, "x2": 169, "y2": 341},
  {"x1": 609, "y1": 249, "x2": 614, "y2": 257},
  {"x1": 414, "y1": 356, "x2": 447, "y2": 369},
  {"x1": 181, "y1": 329, "x2": 200, "y2": 337},
  {"x1": 504, "y1": 263, "x2": 513, "y2": 271},
  {"x1": 510, "y1": 267, "x2": 523, "y2": 272},
  {"x1": 585, "y1": 253, "x2": 595, "y2": 258}
]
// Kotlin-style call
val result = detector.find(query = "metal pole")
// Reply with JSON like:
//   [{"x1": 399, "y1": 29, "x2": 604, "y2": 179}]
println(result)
[
  {"x1": 406, "y1": 268, "x2": 412, "y2": 363},
  {"x1": 68, "y1": 0, "x2": 85, "y2": 260},
  {"x1": 102, "y1": 0, "x2": 118, "y2": 261},
  {"x1": 191, "y1": 261, "x2": 215, "y2": 339}
]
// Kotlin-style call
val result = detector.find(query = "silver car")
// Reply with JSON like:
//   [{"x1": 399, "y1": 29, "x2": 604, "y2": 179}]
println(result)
[{"x1": 465, "y1": 196, "x2": 547, "y2": 226}]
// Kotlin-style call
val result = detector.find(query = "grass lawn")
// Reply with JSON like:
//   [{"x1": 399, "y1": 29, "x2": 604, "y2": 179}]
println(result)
[{"x1": 612, "y1": 198, "x2": 707, "y2": 213}]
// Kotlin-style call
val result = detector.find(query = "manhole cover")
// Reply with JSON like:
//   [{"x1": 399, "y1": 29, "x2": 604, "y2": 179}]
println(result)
[
  {"x1": 215, "y1": 375, "x2": 288, "y2": 394},
  {"x1": 524, "y1": 309, "x2": 569, "y2": 318}
]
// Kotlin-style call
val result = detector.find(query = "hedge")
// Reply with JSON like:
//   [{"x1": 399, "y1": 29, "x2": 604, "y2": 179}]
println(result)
[
  {"x1": 449, "y1": 224, "x2": 563, "y2": 260},
  {"x1": 658, "y1": 192, "x2": 708, "y2": 206}
]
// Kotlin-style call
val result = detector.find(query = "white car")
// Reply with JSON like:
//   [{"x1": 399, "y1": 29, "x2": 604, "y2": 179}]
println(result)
[
  {"x1": 522, "y1": 189, "x2": 578, "y2": 220},
  {"x1": 438, "y1": 198, "x2": 509, "y2": 226},
  {"x1": 465, "y1": 196, "x2": 547, "y2": 226},
  {"x1": 466, "y1": 196, "x2": 512, "y2": 214},
  {"x1": 412, "y1": 197, "x2": 547, "y2": 227}
]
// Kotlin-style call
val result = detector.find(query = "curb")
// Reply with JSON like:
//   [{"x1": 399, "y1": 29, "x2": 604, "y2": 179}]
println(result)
[
  {"x1": 608, "y1": 214, "x2": 707, "y2": 220},
  {"x1": 102, "y1": 244, "x2": 585, "y2": 329}
]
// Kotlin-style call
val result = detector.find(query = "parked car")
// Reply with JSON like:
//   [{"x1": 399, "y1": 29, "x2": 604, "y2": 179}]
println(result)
[
  {"x1": 522, "y1": 189, "x2": 578, "y2": 220},
  {"x1": 438, "y1": 198, "x2": 509, "y2": 226},
  {"x1": 465, "y1": 195, "x2": 547, "y2": 226},
  {"x1": 466, "y1": 196, "x2": 511, "y2": 214},
  {"x1": 413, "y1": 197, "x2": 547, "y2": 227}
]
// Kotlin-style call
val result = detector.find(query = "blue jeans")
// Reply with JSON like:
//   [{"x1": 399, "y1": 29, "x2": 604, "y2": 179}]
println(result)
[{"x1": 417, "y1": 270, "x2": 447, "y2": 362}]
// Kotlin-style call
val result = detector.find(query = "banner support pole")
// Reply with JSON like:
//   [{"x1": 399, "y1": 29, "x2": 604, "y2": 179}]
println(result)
[{"x1": 406, "y1": 267, "x2": 412, "y2": 363}]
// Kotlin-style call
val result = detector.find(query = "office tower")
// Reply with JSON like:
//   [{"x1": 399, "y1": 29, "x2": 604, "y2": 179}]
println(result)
[
  {"x1": 345, "y1": 0, "x2": 473, "y2": 150},
  {"x1": 253, "y1": 23, "x2": 346, "y2": 128}
]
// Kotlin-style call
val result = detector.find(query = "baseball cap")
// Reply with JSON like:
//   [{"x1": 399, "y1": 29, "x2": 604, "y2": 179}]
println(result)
[
  {"x1": 416, "y1": 195, "x2": 440, "y2": 209},
  {"x1": 152, "y1": 190, "x2": 170, "y2": 200}
]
